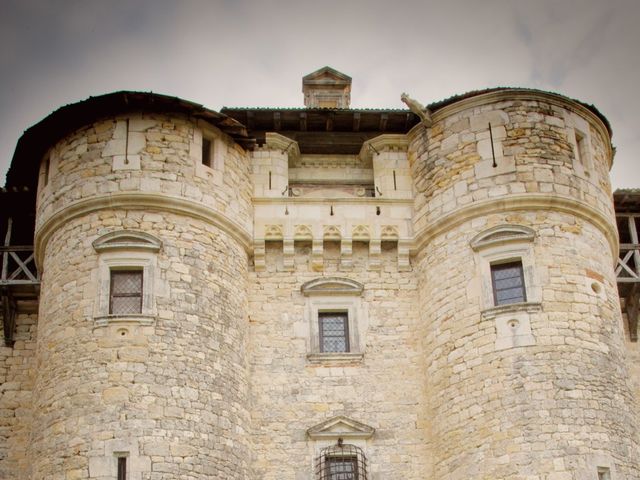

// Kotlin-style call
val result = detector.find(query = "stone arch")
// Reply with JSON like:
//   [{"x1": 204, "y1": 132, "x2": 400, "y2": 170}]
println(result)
[{"x1": 470, "y1": 224, "x2": 535, "y2": 251}]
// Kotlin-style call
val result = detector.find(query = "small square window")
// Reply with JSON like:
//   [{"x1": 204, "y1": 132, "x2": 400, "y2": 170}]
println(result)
[
  {"x1": 598, "y1": 467, "x2": 611, "y2": 480},
  {"x1": 491, "y1": 261, "x2": 526, "y2": 306},
  {"x1": 202, "y1": 137, "x2": 212, "y2": 167},
  {"x1": 319, "y1": 311, "x2": 350, "y2": 353},
  {"x1": 110, "y1": 270, "x2": 143, "y2": 314}
]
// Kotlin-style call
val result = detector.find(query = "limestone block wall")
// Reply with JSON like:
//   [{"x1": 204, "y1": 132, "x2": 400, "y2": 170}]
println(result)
[
  {"x1": 35, "y1": 113, "x2": 253, "y2": 236},
  {"x1": 410, "y1": 91, "x2": 640, "y2": 478},
  {"x1": 30, "y1": 212, "x2": 250, "y2": 479},
  {"x1": 248, "y1": 242, "x2": 429, "y2": 479},
  {"x1": 417, "y1": 212, "x2": 640, "y2": 478},
  {"x1": 410, "y1": 91, "x2": 615, "y2": 235},
  {"x1": 250, "y1": 133, "x2": 292, "y2": 199},
  {"x1": 0, "y1": 313, "x2": 36, "y2": 480},
  {"x1": 27, "y1": 112, "x2": 254, "y2": 479}
]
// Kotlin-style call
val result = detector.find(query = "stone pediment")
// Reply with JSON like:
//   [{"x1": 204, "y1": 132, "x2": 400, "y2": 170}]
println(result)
[
  {"x1": 307, "y1": 415, "x2": 375, "y2": 440},
  {"x1": 301, "y1": 277, "x2": 364, "y2": 296},
  {"x1": 92, "y1": 230, "x2": 162, "y2": 253},
  {"x1": 470, "y1": 224, "x2": 535, "y2": 251},
  {"x1": 303, "y1": 66, "x2": 352, "y2": 86}
]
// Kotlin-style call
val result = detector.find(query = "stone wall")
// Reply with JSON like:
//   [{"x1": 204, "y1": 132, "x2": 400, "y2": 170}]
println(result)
[
  {"x1": 2, "y1": 89, "x2": 639, "y2": 480},
  {"x1": 26, "y1": 112, "x2": 253, "y2": 479},
  {"x1": 35, "y1": 113, "x2": 253, "y2": 236},
  {"x1": 0, "y1": 313, "x2": 36, "y2": 479},
  {"x1": 410, "y1": 92, "x2": 614, "y2": 235},
  {"x1": 30, "y1": 211, "x2": 250, "y2": 480},
  {"x1": 411, "y1": 91, "x2": 640, "y2": 478},
  {"x1": 248, "y1": 241, "x2": 429, "y2": 479}
]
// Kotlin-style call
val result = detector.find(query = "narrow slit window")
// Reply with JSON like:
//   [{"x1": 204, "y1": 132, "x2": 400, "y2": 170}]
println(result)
[
  {"x1": 319, "y1": 312, "x2": 349, "y2": 353},
  {"x1": 491, "y1": 261, "x2": 527, "y2": 306},
  {"x1": 574, "y1": 130, "x2": 589, "y2": 173},
  {"x1": 43, "y1": 155, "x2": 51, "y2": 186},
  {"x1": 117, "y1": 457, "x2": 127, "y2": 480},
  {"x1": 110, "y1": 270, "x2": 143, "y2": 314},
  {"x1": 202, "y1": 137, "x2": 212, "y2": 167}
]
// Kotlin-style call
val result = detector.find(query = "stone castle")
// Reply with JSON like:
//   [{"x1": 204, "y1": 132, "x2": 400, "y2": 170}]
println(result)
[{"x1": 1, "y1": 66, "x2": 640, "y2": 479}]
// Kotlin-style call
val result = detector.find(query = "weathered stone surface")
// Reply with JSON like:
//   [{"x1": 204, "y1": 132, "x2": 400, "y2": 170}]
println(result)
[{"x1": 1, "y1": 86, "x2": 638, "y2": 479}]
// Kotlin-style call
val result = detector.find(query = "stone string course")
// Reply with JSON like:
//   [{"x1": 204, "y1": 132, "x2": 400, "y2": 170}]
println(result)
[{"x1": 1, "y1": 90, "x2": 639, "y2": 479}]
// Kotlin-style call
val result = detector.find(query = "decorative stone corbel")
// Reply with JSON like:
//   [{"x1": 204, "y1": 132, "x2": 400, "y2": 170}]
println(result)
[
  {"x1": 254, "y1": 239, "x2": 266, "y2": 272},
  {"x1": 340, "y1": 238, "x2": 353, "y2": 271},
  {"x1": 398, "y1": 239, "x2": 411, "y2": 272},
  {"x1": 283, "y1": 238, "x2": 295, "y2": 271},
  {"x1": 369, "y1": 239, "x2": 381, "y2": 270},
  {"x1": 311, "y1": 239, "x2": 324, "y2": 272}
]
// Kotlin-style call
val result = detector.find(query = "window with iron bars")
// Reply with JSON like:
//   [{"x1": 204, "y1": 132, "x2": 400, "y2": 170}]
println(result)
[
  {"x1": 315, "y1": 440, "x2": 368, "y2": 480},
  {"x1": 110, "y1": 270, "x2": 143, "y2": 315}
]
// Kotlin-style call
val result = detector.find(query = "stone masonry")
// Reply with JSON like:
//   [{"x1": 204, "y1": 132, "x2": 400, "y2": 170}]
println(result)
[{"x1": 1, "y1": 68, "x2": 639, "y2": 479}]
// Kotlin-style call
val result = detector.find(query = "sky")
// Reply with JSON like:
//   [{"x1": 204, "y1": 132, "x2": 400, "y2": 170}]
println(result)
[{"x1": 1, "y1": 0, "x2": 639, "y2": 188}]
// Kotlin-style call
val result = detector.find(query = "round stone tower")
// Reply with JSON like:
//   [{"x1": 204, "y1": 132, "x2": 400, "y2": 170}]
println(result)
[
  {"x1": 28, "y1": 93, "x2": 253, "y2": 479},
  {"x1": 410, "y1": 90, "x2": 640, "y2": 478}
]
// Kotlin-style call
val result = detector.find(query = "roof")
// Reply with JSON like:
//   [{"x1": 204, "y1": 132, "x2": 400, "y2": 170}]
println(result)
[
  {"x1": 614, "y1": 189, "x2": 640, "y2": 213},
  {"x1": 5, "y1": 91, "x2": 254, "y2": 189},
  {"x1": 220, "y1": 107, "x2": 418, "y2": 155},
  {"x1": 5, "y1": 87, "x2": 613, "y2": 189},
  {"x1": 427, "y1": 87, "x2": 612, "y2": 136}
]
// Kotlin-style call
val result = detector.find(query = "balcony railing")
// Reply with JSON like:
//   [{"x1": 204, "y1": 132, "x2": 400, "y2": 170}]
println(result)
[
  {"x1": 1, "y1": 244, "x2": 39, "y2": 346},
  {"x1": 616, "y1": 214, "x2": 640, "y2": 283},
  {"x1": 1, "y1": 245, "x2": 38, "y2": 285}
]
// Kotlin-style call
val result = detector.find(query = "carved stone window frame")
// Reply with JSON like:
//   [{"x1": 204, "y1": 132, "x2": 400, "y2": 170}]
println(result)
[
  {"x1": 307, "y1": 415, "x2": 374, "y2": 480},
  {"x1": 92, "y1": 230, "x2": 162, "y2": 327},
  {"x1": 192, "y1": 122, "x2": 226, "y2": 178},
  {"x1": 301, "y1": 277, "x2": 366, "y2": 364},
  {"x1": 471, "y1": 225, "x2": 540, "y2": 350}
]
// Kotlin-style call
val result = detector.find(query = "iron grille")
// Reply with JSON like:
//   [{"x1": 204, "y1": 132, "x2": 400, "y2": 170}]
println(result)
[
  {"x1": 315, "y1": 441, "x2": 367, "y2": 480},
  {"x1": 110, "y1": 270, "x2": 143, "y2": 314},
  {"x1": 319, "y1": 312, "x2": 349, "y2": 353},
  {"x1": 491, "y1": 261, "x2": 526, "y2": 305}
]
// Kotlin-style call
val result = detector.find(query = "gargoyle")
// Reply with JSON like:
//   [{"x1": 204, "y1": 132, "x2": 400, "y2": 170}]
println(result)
[{"x1": 401, "y1": 93, "x2": 433, "y2": 126}]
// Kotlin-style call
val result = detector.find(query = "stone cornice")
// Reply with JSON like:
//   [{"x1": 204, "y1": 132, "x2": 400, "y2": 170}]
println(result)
[
  {"x1": 263, "y1": 132, "x2": 300, "y2": 160},
  {"x1": 252, "y1": 197, "x2": 413, "y2": 206},
  {"x1": 430, "y1": 89, "x2": 613, "y2": 167},
  {"x1": 359, "y1": 134, "x2": 409, "y2": 161},
  {"x1": 413, "y1": 194, "x2": 618, "y2": 260},
  {"x1": 34, "y1": 193, "x2": 252, "y2": 267}
]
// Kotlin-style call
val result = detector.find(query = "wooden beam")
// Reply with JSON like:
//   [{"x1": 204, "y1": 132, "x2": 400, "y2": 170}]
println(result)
[
  {"x1": 299, "y1": 112, "x2": 307, "y2": 131},
  {"x1": 326, "y1": 112, "x2": 334, "y2": 132},
  {"x1": 627, "y1": 283, "x2": 640, "y2": 341},
  {"x1": 2, "y1": 288, "x2": 16, "y2": 347},
  {"x1": 405, "y1": 113, "x2": 413, "y2": 130},
  {"x1": 353, "y1": 112, "x2": 361, "y2": 132},
  {"x1": 2, "y1": 218, "x2": 11, "y2": 282},
  {"x1": 629, "y1": 216, "x2": 640, "y2": 279},
  {"x1": 379, "y1": 113, "x2": 388, "y2": 131}
]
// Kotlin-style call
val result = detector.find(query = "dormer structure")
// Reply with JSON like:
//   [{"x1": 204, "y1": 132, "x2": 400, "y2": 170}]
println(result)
[{"x1": 302, "y1": 66, "x2": 352, "y2": 108}]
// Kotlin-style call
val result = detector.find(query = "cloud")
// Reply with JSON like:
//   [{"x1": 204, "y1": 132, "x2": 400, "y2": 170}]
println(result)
[{"x1": 1, "y1": 0, "x2": 639, "y2": 187}]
